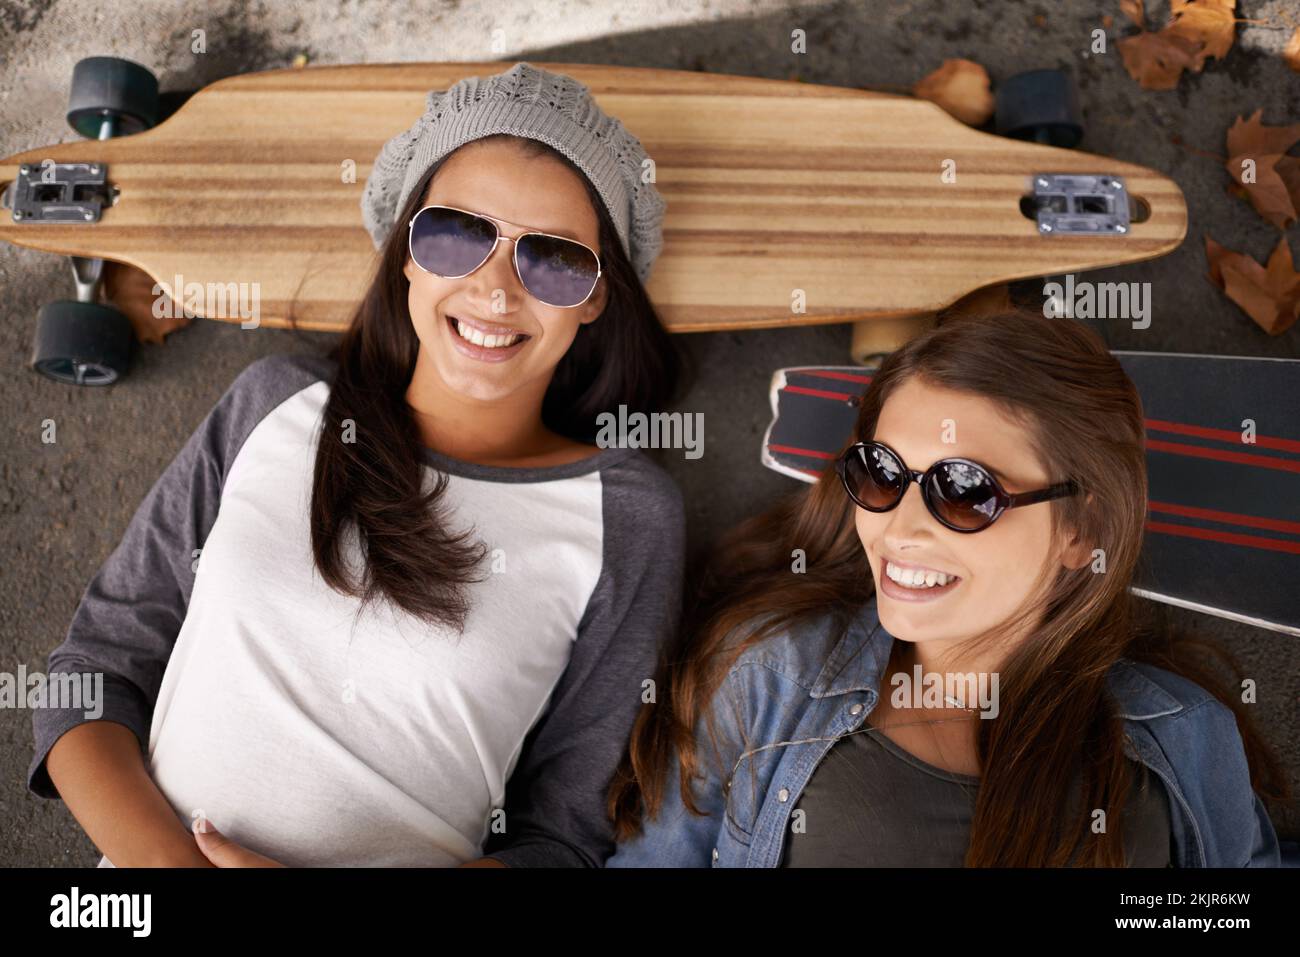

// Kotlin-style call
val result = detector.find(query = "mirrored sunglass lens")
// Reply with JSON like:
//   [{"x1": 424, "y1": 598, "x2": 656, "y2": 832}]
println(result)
[
  {"x1": 410, "y1": 208, "x2": 496, "y2": 276},
  {"x1": 846, "y1": 445, "x2": 904, "y2": 509},
  {"x1": 930, "y1": 462, "x2": 1000, "y2": 529},
  {"x1": 515, "y1": 234, "x2": 599, "y2": 306}
]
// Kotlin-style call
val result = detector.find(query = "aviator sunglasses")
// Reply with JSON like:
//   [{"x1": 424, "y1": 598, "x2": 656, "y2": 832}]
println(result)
[
  {"x1": 837, "y1": 440, "x2": 1080, "y2": 533},
  {"x1": 407, "y1": 204, "x2": 603, "y2": 308}
]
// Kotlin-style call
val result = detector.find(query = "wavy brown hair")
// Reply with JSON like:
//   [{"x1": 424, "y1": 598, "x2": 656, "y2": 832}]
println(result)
[
  {"x1": 610, "y1": 308, "x2": 1286, "y2": 866},
  {"x1": 309, "y1": 134, "x2": 680, "y2": 631}
]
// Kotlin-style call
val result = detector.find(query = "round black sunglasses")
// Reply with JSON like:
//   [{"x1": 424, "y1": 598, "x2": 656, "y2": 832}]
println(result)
[{"x1": 836, "y1": 440, "x2": 1080, "y2": 533}]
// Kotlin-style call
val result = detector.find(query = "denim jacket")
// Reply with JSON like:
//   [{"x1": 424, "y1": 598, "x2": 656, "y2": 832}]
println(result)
[{"x1": 608, "y1": 598, "x2": 1280, "y2": 868}]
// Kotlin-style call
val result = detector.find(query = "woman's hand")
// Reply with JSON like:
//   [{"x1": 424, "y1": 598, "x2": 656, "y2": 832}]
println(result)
[{"x1": 193, "y1": 819, "x2": 285, "y2": 867}]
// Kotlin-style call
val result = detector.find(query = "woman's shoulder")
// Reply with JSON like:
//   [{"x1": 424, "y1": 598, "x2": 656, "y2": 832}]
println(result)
[
  {"x1": 1105, "y1": 658, "x2": 1222, "y2": 720},
  {"x1": 597, "y1": 449, "x2": 685, "y2": 519},
  {"x1": 220, "y1": 352, "x2": 337, "y2": 419},
  {"x1": 1106, "y1": 659, "x2": 1250, "y2": 770},
  {"x1": 230, "y1": 351, "x2": 337, "y2": 395},
  {"x1": 200, "y1": 352, "x2": 337, "y2": 460},
  {"x1": 1108, "y1": 658, "x2": 1273, "y2": 866},
  {"x1": 722, "y1": 602, "x2": 873, "y2": 696}
]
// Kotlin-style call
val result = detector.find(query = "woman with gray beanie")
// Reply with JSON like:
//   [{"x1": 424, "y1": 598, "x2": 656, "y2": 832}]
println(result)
[{"x1": 29, "y1": 62, "x2": 686, "y2": 868}]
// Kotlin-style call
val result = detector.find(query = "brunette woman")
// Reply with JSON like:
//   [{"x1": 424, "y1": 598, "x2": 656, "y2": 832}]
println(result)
[
  {"x1": 30, "y1": 63, "x2": 685, "y2": 868},
  {"x1": 609, "y1": 310, "x2": 1285, "y2": 867}
]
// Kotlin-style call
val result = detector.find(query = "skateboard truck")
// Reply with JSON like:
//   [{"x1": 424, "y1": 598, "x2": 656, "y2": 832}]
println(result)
[
  {"x1": 5, "y1": 162, "x2": 114, "y2": 223},
  {"x1": 1029, "y1": 173, "x2": 1131, "y2": 235},
  {"x1": 19, "y1": 55, "x2": 160, "y2": 385}
]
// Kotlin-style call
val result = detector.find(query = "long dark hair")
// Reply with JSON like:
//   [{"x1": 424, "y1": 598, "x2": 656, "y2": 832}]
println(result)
[
  {"x1": 610, "y1": 308, "x2": 1287, "y2": 866},
  {"x1": 310, "y1": 134, "x2": 681, "y2": 631}
]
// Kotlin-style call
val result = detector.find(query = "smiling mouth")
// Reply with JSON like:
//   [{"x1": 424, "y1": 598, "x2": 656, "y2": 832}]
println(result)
[
  {"x1": 883, "y1": 559, "x2": 962, "y2": 590},
  {"x1": 446, "y1": 314, "x2": 531, "y2": 349}
]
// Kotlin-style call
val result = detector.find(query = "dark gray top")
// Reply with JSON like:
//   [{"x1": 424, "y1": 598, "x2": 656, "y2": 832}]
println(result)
[{"x1": 781, "y1": 724, "x2": 1172, "y2": 867}]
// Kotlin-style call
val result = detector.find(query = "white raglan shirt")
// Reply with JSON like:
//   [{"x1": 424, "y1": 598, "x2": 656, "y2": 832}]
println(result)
[{"x1": 28, "y1": 353, "x2": 685, "y2": 867}]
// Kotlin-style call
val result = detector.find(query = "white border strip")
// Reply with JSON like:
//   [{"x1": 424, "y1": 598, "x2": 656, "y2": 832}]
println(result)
[
  {"x1": 760, "y1": 365, "x2": 878, "y2": 484},
  {"x1": 1129, "y1": 587, "x2": 1300, "y2": 637},
  {"x1": 1112, "y1": 350, "x2": 1300, "y2": 364}
]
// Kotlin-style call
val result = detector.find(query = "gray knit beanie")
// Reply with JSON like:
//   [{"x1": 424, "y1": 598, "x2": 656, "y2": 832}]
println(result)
[{"x1": 361, "y1": 62, "x2": 665, "y2": 283}]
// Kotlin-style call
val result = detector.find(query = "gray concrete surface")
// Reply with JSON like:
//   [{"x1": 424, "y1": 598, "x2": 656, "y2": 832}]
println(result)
[{"x1": 1, "y1": 0, "x2": 1297, "y2": 866}]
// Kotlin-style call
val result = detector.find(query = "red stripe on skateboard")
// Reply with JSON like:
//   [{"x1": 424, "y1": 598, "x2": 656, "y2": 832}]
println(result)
[
  {"x1": 1146, "y1": 418, "x2": 1300, "y2": 455},
  {"x1": 799, "y1": 370, "x2": 874, "y2": 384},
  {"x1": 1149, "y1": 501, "x2": 1300, "y2": 536},
  {"x1": 1146, "y1": 438, "x2": 1300, "y2": 474},
  {"x1": 770, "y1": 443, "x2": 836, "y2": 460},
  {"x1": 1146, "y1": 520, "x2": 1300, "y2": 555},
  {"x1": 781, "y1": 385, "x2": 856, "y2": 401},
  {"x1": 772, "y1": 440, "x2": 1300, "y2": 474}
]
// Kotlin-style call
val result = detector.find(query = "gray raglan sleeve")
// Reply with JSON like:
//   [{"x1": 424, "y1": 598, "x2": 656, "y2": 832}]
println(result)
[
  {"x1": 482, "y1": 453, "x2": 687, "y2": 867},
  {"x1": 27, "y1": 353, "x2": 333, "y2": 799}
]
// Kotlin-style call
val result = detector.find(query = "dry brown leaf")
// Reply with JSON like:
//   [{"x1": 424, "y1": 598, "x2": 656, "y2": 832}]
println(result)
[
  {"x1": 1205, "y1": 235, "x2": 1300, "y2": 335},
  {"x1": 1275, "y1": 155, "x2": 1300, "y2": 213},
  {"x1": 1118, "y1": 29, "x2": 1200, "y2": 89},
  {"x1": 102, "y1": 262, "x2": 190, "y2": 344},
  {"x1": 1170, "y1": 0, "x2": 1237, "y2": 12},
  {"x1": 913, "y1": 59, "x2": 995, "y2": 127},
  {"x1": 1164, "y1": 1, "x2": 1237, "y2": 69},
  {"x1": 1223, "y1": 111, "x2": 1300, "y2": 228},
  {"x1": 1169, "y1": 0, "x2": 1235, "y2": 13},
  {"x1": 1286, "y1": 27, "x2": 1300, "y2": 72},
  {"x1": 1226, "y1": 109, "x2": 1300, "y2": 157},
  {"x1": 1227, "y1": 153, "x2": 1298, "y2": 228},
  {"x1": 1118, "y1": 0, "x2": 1238, "y2": 88}
]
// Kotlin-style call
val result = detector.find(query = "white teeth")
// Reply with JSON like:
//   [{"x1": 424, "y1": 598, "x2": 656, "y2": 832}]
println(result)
[
  {"x1": 885, "y1": 560, "x2": 957, "y2": 590},
  {"x1": 455, "y1": 319, "x2": 523, "y2": 349}
]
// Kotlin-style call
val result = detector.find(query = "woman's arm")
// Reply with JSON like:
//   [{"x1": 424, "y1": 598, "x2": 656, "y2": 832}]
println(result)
[
  {"x1": 1159, "y1": 691, "x2": 1282, "y2": 867},
  {"x1": 28, "y1": 355, "x2": 328, "y2": 865},
  {"x1": 605, "y1": 663, "x2": 753, "y2": 868},
  {"x1": 45, "y1": 722, "x2": 212, "y2": 867},
  {"x1": 480, "y1": 457, "x2": 686, "y2": 867}
]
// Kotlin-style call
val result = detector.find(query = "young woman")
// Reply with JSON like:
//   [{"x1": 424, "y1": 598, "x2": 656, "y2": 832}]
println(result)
[
  {"x1": 28, "y1": 63, "x2": 686, "y2": 868},
  {"x1": 608, "y1": 310, "x2": 1287, "y2": 868}
]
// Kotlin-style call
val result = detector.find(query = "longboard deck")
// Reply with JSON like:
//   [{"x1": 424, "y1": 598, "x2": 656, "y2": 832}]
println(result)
[
  {"x1": 762, "y1": 356, "x2": 1300, "y2": 637},
  {"x1": 0, "y1": 62, "x2": 1186, "y2": 333}
]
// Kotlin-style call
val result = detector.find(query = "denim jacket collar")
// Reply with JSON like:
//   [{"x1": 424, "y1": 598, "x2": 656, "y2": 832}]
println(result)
[{"x1": 810, "y1": 602, "x2": 1187, "y2": 724}]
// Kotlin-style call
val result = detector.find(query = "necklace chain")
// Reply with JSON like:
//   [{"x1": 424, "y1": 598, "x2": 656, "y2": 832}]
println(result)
[{"x1": 869, "y1": 710, "x2": 979, "y2": 732}]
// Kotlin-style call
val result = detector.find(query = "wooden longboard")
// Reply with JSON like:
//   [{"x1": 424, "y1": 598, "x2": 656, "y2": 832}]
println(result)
[
  {"x1": 761, "y1": 357, "x2": 1300, "y2": 637},
  {"x1": 0, "y1": 62, "x2": 1187, "y2": 333}
]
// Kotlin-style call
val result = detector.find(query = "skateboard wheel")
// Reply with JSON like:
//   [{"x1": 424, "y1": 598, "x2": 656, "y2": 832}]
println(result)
[
  {"x1": 31, "y1": 301, "x2": 134, "y2": 386},
  {"x1": 66, "y1": 56, "x2": 159, "y2": 139},
  {"x1": 994, "y1": 69, "x2": 1083, "y2": 149},
  {"x1": 850, "y1": 315, "x2": 936, "y2": 365}
]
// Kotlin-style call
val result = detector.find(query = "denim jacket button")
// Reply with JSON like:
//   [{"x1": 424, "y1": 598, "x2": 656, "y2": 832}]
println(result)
[
  {"x1": 778, "y1": 788, "x2": 790, "y2": 802},
  {"x1": 849, "y1": 703, "x2": 864, "y2": 716},
  {"x1": 712, "y1": 848, "x2": 719, "y2": 863}
]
